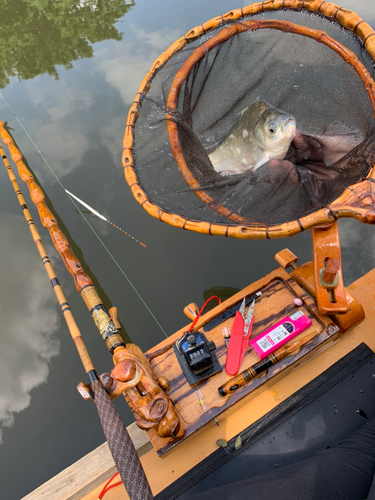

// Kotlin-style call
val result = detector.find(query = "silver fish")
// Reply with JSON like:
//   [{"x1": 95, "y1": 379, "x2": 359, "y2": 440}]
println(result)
[{"x1": 208, "y1": 102, "x2": 296, "y2": 175}]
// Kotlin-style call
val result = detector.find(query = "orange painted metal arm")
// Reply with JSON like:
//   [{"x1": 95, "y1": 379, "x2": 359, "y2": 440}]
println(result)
[{"x1": 311, "y1": 222, "x2": 348, "y2": 315}]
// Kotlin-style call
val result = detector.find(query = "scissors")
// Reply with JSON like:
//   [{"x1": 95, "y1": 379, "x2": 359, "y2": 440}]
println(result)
[{"x1": 225, "y1": 298, "x2": 255, "y2": 376}]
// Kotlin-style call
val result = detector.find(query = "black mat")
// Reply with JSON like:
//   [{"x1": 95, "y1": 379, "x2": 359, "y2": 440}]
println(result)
[{"x1": 157, "y1": 343, "x2": 375, "y2": 500}]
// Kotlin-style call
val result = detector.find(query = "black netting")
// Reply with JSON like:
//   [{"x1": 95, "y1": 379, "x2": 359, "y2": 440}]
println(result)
[{"x1": 133, "y1": 10, "x2": 375, "y2": 226}]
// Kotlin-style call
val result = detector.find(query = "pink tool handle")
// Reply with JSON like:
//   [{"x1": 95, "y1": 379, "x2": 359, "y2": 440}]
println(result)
[{"x1": 225, "y1": 311, "x2": 244, "y2": 376}]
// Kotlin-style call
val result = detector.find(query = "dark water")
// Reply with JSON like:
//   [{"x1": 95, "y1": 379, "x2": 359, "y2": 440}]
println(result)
[{"x1": 0, "y1": 1, "x2": 374, "y2": 498}]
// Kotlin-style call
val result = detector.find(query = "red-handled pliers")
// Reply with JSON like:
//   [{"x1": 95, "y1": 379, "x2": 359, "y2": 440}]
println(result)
[{"x1": 225, "y1": 299, "x2": 255, "y2": 376}]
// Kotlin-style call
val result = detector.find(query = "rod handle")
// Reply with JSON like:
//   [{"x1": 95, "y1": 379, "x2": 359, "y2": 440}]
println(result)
[
  {"x1": 218, "y1": 372, "x2": 249, "y2": 397},
  {"x1": 218, "y1": 355, "x2": 277, "y2": 397}
]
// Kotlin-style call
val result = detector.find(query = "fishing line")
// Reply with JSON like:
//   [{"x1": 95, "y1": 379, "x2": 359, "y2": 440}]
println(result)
[
  {"x1": 67, "y1": 192, "x2": 168, "y2": 337},
  {"x1": 0, "y1": 92, "x2": 168, "y2": 339}
]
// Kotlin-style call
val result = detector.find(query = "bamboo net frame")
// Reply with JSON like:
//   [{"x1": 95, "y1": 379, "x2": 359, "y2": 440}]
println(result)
[{"x1": 123, "y1": 1, "x2": 375, "y2": 239}]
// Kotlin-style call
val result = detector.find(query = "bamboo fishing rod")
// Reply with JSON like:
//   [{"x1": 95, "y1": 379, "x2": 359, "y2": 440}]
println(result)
[
  {"x1": 0, "y1": 120, "x2": 125, "y2": 355},
  {"x1": 0, "y1": 120, "x2": 153, "y2": 500},
  {"x1": 0, "y1": 133, "x2": 96, "y2": 377}
]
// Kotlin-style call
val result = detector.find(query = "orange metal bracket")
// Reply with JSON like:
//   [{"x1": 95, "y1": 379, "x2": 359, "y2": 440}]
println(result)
[{"x1": 311, "y1": 222, "x2": 349, "y2": 315}]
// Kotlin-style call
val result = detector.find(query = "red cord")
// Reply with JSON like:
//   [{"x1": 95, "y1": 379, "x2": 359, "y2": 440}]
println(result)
[
  {"x1": 98, "y1": 472, "x2": 123, "y2": 499},
  {"x1": 187, "y1": 296, "x2": 221, "y2": 333}
]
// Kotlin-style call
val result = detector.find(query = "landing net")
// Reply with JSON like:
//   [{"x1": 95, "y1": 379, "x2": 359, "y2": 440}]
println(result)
[{"x1": 123, "y1": 2, "x2": 375, "y2": 238}]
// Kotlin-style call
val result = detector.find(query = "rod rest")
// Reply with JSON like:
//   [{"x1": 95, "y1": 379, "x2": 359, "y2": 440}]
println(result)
[
  {"x1": 275, "y1": 248, "x2": 364, "y2": 333},
  {"x1": 77, "y1": 343, "x2": 182, "y2": 439}
]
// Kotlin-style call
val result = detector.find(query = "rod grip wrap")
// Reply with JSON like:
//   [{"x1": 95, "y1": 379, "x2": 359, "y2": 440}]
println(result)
[
  {"x1": 81, "y1": 285, "x2": 103, "y2": 310},
  {"x1": 105, "y1": 334, "x2": 126, "y2": 353}
]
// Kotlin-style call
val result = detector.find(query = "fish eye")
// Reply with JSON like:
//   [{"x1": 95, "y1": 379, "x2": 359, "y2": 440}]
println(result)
[{"x1": 268, "y1": 123, "x2": 277, "y2": 134}]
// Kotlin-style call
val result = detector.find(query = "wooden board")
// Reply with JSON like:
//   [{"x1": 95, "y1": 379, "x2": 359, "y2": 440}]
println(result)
[{"x1": 146, "y1": 267, "x2": 337, "y2": 455}]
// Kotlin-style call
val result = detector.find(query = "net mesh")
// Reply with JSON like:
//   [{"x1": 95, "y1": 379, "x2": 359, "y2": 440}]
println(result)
[{"x1": 132, "y1": 9, "x2": 375, "y2": 227}]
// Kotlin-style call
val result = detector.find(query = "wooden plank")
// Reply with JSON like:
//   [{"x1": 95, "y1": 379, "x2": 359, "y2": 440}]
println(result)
[{"x1": 21, "y1": 422, "x2": 151, "y2": 500}]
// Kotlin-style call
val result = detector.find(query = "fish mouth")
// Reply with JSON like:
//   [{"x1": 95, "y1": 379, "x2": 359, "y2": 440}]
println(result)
[{"x1": 283, "y1": 118, "x2": 296, "y2": 129}]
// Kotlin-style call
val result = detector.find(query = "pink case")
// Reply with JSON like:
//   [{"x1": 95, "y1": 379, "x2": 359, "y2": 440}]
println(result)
[{"x1": 249, "y1": 310, "x2": 312, "y2": 360}]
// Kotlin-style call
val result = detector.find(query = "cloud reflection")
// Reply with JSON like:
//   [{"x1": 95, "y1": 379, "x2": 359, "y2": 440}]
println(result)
[
  {"x1": 99, "y1": 114, "x2": 126, "y2": 168},
  {"x1": 339, "y1": 219, "x2": 363, "y2": 249},
  {"x1": 0, "y1": 215, "x2": 60, "y2": 443},
  {"x1": 16, "y1": 81, "x2": 93, "y2": 180},
  {"x1": 98, "y1": 25, "x2": 181, "y2": 105},
  {"x1": 31, "y1": 120, "x2": 90, "y2": 178},
  {"x1": 338, "y1": 218, "x2": 375, "y2": 286}
]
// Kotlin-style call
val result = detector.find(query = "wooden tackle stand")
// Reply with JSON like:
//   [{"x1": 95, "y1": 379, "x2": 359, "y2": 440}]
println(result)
[{"x1": 144, "y1": 247, "x2": 364, "y2": 457}]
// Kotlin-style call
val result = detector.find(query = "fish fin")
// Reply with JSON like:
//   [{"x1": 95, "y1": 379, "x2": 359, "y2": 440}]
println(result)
[
  {"x1": 253, "y1": 155, "x2": 269, "y2": 171},
  {"x1": 239, "y1": 107, "x2": 249, "y2": 117}
]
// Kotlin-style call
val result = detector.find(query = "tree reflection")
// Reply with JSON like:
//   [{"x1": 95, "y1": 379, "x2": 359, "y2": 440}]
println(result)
[{"x1": 0, "y1": 0, "x2": 135, "y2": 88}]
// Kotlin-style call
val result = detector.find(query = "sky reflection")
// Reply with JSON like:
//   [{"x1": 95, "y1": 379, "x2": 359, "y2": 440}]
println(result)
[
  {"x1": 0, "y1": 214, "x2": 60, "y2": 443},
  {"x1": 98, "y1": 25, "x2": 182, "y2": 104}
]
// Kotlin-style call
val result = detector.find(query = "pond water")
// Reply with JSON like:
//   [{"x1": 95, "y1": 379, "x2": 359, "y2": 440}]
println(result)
[{"x1": 0, "y1": 1, "x2": 374, "y2": 498}]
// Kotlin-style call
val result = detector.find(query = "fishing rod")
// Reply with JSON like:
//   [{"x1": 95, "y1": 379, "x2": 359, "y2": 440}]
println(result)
[
  {"x1": 0, "y1": 127, "x2": 126, "y2": 355},
  {"x1": 0, "y1": 120, "x2": 153, "y2": 500}
]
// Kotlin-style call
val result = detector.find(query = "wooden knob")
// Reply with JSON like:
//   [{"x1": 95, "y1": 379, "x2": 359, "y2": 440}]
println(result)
[
  {"x1": 109, "y1": 306, "x2": 121, "y2": 330},
  {"x1": 77, "y1": 382, "x2": 92, "y2": 400},
  {"x1": 323, "y1": 258, "x2": 340, "y2": 284},
  {"x1": 100, "y1": 372, "x2": 114, "y2": 389},
  {"x1": 157, "y1": 376, "x2": 170, "y2": 392},
  {"x1": 275, "y1": 249, "x2": 298, "y2": 269},
  {"x1": 111, "y1": 359, "x2": 136, "y2": 382},
  {"x1": 183, "y1": 303, "x2": 199, "y2": 321}
]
